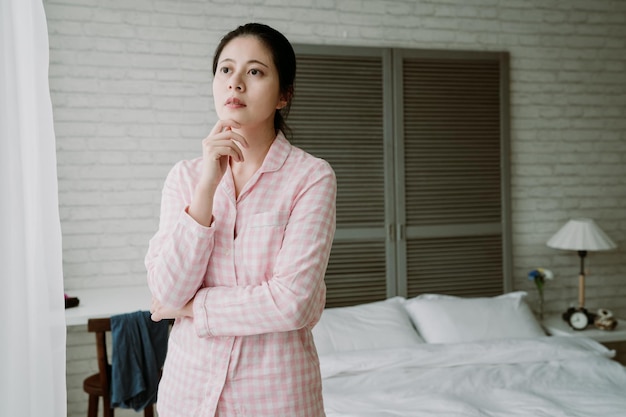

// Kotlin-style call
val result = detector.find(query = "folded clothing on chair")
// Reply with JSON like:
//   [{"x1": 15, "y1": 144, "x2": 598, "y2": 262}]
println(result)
[{"x1": 110, "y1": 310, "x2": 170, "y2": 411}]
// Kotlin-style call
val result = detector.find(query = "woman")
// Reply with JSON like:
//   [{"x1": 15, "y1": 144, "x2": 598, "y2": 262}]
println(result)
[{"x1": 145, "y1": 23, "x2": 336, "y2": 417}]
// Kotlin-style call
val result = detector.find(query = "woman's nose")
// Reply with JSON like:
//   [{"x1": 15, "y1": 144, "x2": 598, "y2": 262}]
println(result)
[{"x1": 228, "y1": 75, "x2": 244, "y2": 91}]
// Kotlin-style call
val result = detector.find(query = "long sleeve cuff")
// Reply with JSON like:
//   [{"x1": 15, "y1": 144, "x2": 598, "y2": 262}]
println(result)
[
  {"x1": 193, "y1": 287, "x2": 212, "y2": 338},
  {"x1": 180, "y1": 206, "x2": 214, "y2": 238}
]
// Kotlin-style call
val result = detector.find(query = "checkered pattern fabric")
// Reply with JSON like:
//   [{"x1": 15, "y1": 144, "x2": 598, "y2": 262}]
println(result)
[{"x1": 145, "y1": 133, "x2": 336, "y2": 417}]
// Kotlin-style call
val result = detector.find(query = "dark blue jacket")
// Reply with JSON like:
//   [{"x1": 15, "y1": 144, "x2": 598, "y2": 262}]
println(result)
[{"x1": 110, "y1": 310, "x2": 170, "y2": 411}]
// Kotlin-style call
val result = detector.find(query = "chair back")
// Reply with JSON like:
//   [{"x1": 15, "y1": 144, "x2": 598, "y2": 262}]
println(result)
[
  {"x1": 85, "y1": 316, "x2": 173, "y2": 416},
  {"x1": 87, "y1": 318, "x2": 113, "y2": 410}
]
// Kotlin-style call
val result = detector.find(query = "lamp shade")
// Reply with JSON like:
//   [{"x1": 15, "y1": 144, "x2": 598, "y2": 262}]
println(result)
[{"x1": 546, "y1": 218, "x2": 617, "y2": 251}]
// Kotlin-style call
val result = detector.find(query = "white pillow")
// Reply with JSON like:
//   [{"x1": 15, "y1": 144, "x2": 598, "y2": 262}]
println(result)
[
  {"x1": 403, "y1": 291, "x2": 546, "y2": 344},
  {"x1": 312, "y1": 297, "x2": 424, "y2": 355}
]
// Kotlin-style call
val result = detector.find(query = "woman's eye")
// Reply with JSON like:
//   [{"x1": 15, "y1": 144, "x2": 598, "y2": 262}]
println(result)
[
  {"x1": 249, "y1": 69, "x2": 262, "y2": 76},
  {"x1": 220, "y1": 67, "x2": 230, "y2": 74}
]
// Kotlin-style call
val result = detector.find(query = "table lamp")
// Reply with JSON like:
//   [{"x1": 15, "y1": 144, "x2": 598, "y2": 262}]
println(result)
[{"x1": 546, "y1": 218, "x2": 617, "y2": 327}]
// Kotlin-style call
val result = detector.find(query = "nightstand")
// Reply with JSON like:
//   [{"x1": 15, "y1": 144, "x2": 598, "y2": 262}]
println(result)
[
  {"x1": 542, "y1": 314, "x2": 626, "y2": 364},
  {"x1": 543, "y1": 315, "x2": 626, "y2": 342}
]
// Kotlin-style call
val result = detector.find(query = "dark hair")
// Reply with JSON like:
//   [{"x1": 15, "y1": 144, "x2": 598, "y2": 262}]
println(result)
[{"x1": 212, "y1": 23, "x2": 296, "y2": 137}]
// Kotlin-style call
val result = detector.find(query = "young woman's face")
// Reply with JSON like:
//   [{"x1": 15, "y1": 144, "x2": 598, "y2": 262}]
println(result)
[{"x1": 213, "y1": 36, "x2": 286, "y2": 131}]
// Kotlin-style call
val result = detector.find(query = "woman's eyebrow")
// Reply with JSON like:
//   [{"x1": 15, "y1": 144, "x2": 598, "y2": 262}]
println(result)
[{"x1": 218, "y1": 58, "x2": 269, "y2": 68}]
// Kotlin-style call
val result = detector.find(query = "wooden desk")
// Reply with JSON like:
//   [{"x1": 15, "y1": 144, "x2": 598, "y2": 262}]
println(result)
[{"x1": 65, "y1": 285, "x2": 152, "y2": 326}]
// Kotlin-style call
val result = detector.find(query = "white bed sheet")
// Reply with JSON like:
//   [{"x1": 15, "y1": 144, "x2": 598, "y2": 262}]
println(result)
[{"x1": 320, "y1": 336, "x2": 626, "y2": 417}]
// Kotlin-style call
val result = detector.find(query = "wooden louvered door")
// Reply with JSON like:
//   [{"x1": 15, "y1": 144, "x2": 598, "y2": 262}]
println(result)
[
  {"x1": 289, "y1": 46, "x2": 393, "y2": 307},
  {"x1": 394, "y1": 50, "x2": 511, "y2": 298},
  {"x1": 289, "y1": 45, "x2": 511, "y2": 307}
]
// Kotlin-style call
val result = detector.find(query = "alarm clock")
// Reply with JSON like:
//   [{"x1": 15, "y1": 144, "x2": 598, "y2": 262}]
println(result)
[{"x1": 562, "y1": 307, "x2": 594, "y2": 331}]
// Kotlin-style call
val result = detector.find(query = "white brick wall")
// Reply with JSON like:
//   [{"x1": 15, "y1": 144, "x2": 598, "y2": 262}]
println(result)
[{"x1": 45, "y1": 0, "x2": 626, "y2": 415}]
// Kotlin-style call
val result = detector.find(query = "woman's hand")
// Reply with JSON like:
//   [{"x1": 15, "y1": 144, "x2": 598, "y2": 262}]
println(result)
[
  {"x1": 199, "y1": 119, "x2": 249, "y2": 190},
  {"x1": 150, "y1": 297, "x2": 194, "y2": 322},
  {"x1": 188, "y1": 119, "x2": 248, "y2": 226}
]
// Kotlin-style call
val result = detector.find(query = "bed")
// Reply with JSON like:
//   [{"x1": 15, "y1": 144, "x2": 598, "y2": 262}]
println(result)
[{"x1": 312, "y1": 292, "x2": 626, "y2": 417}]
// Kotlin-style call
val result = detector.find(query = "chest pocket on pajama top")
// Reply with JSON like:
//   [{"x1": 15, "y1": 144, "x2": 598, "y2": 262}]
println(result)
[{"x1": 241, "y1": 210, "x2": 290, "y2": 275}]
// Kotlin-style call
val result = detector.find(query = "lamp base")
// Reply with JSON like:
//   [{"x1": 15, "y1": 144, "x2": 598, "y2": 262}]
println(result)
[{"x1": 562, "y1": 307, "x2": 596, "y2": 330}]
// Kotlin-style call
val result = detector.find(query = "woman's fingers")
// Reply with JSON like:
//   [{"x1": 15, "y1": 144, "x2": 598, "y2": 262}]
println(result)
[
  {"x1": 150, "y1": 297, "x2": 163, "y2": 322},
  {"x1": 209, "y1": 118, "x2": 239, "y2": 135},
  {"x1": 150, "y1": 299, "x2": 174, "y2": 322},
  {"x1": 208, "y1": 119, "x2": 249, "y2": 149},
  {"x1": 195, "y1": 119, "x2": 249, "y2": 188},
  {"x1": 203, "y1": 137, "x2": 245, "y2": 162},
  {"x1": 150, "y1": 297, "x2": 192, "y2": 322}
]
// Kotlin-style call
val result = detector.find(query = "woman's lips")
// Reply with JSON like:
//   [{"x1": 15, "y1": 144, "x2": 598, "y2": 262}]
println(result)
[{"x1": 225, "y1": 97, "x2": 245, "y2": 108}]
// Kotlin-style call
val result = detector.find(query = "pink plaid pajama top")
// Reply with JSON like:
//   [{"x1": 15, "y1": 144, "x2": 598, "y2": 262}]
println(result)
[{"x1": 145, "y1": 132, "x2": 336, "y2": 417}]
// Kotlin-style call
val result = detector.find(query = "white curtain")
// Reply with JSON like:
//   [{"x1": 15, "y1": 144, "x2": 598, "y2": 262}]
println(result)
[{"x1": 0, "y1": 1, "x2": 67, "y2": 416}]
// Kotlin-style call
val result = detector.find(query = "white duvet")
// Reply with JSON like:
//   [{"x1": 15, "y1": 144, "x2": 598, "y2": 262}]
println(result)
[{"x1": 320, "y1": 337, "x2": 626, "y2": 417}]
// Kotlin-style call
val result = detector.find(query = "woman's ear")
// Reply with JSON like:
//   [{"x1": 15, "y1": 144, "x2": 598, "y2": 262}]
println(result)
[
  {"x1": 276, "y1": 87, "x2": 293, "y2": 110},
  {"x1": 276, "y1": 97, "x2": 288, "y2": 110}
]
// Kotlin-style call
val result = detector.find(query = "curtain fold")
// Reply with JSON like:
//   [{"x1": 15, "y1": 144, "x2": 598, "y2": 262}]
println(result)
[{"x1": 0, "y1": 1, "x2": 67, "y2": 416}]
